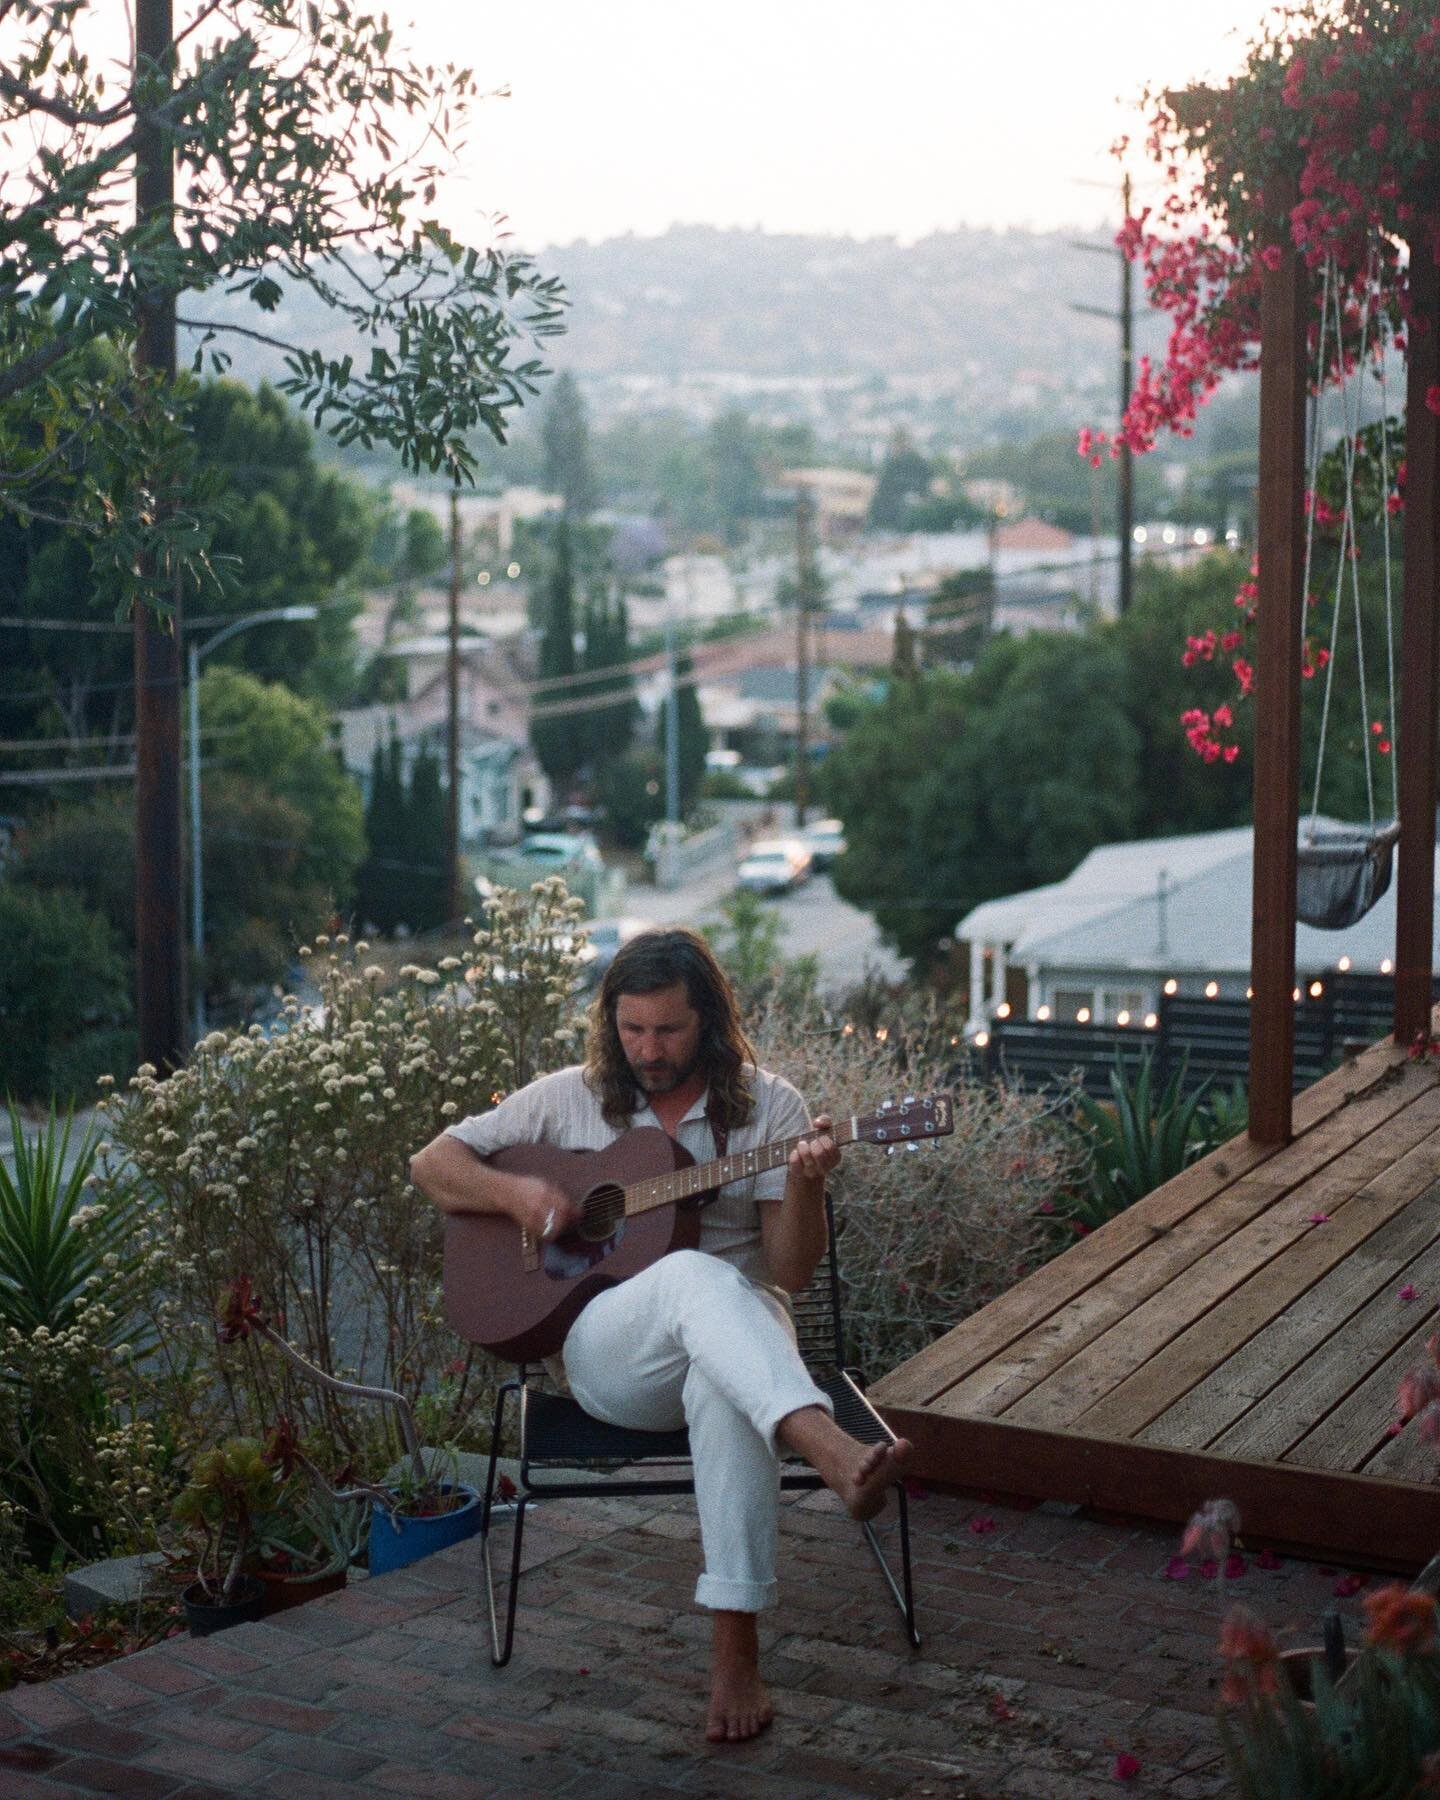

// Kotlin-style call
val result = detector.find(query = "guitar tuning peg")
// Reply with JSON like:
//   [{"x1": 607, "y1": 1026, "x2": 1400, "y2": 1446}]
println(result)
[{"x1": 905, "y1": 1141, "x2": 921, "y2": 1153}]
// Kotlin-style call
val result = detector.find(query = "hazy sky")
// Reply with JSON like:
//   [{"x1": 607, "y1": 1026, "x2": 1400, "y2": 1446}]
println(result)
[{"x1": 407, "y1": 1, "x2": 1283, "y2": 249}]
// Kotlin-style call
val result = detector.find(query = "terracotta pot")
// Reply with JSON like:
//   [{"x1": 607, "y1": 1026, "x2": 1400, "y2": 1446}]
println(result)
[
  {"x1": 181, "y1": 1575, "x2": 265, "y2": 1638},
  {"x1": 253, "y1": 1565, "x2": 347, "y2": 1617}
]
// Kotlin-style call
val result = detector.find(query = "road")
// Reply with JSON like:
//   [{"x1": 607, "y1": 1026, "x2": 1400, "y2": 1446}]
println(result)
[{"x1": 623, "y1": 861, "x2": 904, "y2": 996}]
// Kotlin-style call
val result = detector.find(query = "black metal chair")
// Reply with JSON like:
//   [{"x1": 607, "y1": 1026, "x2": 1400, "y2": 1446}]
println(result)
[{"x1": 475, "y1": 1193, "x2": 919, "y2": 1665}]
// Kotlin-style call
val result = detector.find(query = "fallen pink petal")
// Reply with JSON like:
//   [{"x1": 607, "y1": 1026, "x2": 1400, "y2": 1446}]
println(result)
[
  {"x1": 1223, "y1": 1552, "x2": 1247, "y2": 1579},
  {"x1": 969, "y1": 1514, "x2": 997, "y2": 1535},
  {"x1": 1334, "y1": 1573, "x2": 1366, "y2": 1597},
  {"x1": 1200, "y1": 1558, "x2": 1219, "y2": 1580},
  {"x1": 1113, "y1": 1751, "x2": 1142, "y2": 1781},
  {"x1": 1164, "y1": 1556, "x2": 1191, "y2": 1580},
  {"x1": 1306, "y1": 1212, "x2": 1331, "y2": 1225},
  {"x1": 1399, "y1": 1283, "x2": 1419, "y2": 1303}
]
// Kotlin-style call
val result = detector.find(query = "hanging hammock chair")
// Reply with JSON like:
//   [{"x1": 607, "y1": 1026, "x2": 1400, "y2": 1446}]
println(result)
[{"x1": 1294, "y1": 249, "x2": 1402, "y2": 931}]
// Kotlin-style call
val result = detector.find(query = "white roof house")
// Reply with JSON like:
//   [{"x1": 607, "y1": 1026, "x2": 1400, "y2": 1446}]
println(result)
[{"x1": 957, "y1": 823, "x2": 1431, "y2": 1030}]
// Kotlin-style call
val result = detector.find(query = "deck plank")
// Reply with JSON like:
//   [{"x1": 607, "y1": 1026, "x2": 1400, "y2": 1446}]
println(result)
[
  {"x1": 1058, "y1": 1097, "x2": 1440, "y2": 1440},
  {"x1": 1281, "y1": 1277, "x2": 1440, "y2": 1470},
  {"x1": 870, "y1": 1038, "x2": 1404, "y2": 1411},
  {"x1": 1137, "y1": 1155, "x2": 1440, "y2": 1450},
  {"x1": 1210, "y1": 1236, "x2": 1440, "y2": 1462},
  {"x1": 924, "y1": 1065, "x2": 1431, "y2": 1423}
]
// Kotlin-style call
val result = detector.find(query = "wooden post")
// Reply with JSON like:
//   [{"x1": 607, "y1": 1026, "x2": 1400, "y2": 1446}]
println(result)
[
  {"x1": 134, "y1": 0, "x2": 186, "y2": 1069},
  {"x1": 1393, "y1": 236, "x2": 1440, "y2": 1048},
  {"x1": 1249, "y1": 181, "x2": 1307, "y2": 1144},
  {"x1": 446, "y1": 488, "x2": 463, "y2": 925}
]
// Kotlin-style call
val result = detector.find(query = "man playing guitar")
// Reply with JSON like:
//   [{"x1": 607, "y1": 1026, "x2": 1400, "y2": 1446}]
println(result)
[{"x1": 409, "y1": 926, "x2": 912, "y2": 1744}]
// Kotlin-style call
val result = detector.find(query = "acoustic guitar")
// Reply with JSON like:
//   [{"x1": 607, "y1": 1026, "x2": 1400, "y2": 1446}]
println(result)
[{"x1": 442, "y1": 1094, "x2": 953, "y2": 1361}]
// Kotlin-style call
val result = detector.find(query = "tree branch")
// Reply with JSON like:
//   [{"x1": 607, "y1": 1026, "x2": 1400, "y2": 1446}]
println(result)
[
  {"x1": 0, "y1": 71, "x2": 130, "y2": 130},
  {"x1": 0, "y1": 327, "x2": 88, "y2": 403}
]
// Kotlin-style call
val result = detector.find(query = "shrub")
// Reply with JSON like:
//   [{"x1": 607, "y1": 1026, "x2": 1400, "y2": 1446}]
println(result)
[
  {"x1": 1067, "y1": 1054, "x2": 1214, "y2": 1230},
  {"x1": 756, "y1": 1009, "x2": 1080, "y2": 1376},
  {"x1": 0, "y1": 884, "x2": 130, "y2": 1101},
  {"x1": 92, "y1": 881, "x2": 584, "y2": 1474},
  {"x1": 0, "y1": 1103, "x2": 173, "y2": 1566}
]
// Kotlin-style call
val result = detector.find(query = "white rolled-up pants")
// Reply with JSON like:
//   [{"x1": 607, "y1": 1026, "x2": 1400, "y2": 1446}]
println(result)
[{"x1": 561, "y1": 1248, "x2": 833, "y2": 1613}]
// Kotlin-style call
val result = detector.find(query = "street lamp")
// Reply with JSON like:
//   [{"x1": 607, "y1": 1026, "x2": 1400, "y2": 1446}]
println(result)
[{"x1": 187, "y1": 605, "x2": 319, "y2": 1042}]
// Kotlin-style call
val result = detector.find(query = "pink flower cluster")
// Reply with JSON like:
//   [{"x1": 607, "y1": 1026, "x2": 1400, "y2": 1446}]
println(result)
[{"x1": 1085, "y1": 3, "x2": 1440, "y2": 460}]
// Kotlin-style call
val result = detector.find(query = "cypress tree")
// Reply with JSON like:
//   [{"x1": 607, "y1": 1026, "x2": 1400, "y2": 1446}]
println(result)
[{"x1": 530, "y1": 522, "x2": 585, "y2": 797}]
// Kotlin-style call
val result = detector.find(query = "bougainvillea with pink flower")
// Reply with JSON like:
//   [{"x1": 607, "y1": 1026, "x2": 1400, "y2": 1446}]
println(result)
[{"x1": 1087, "y1": 1, "x2": 1435, "y2": 770}]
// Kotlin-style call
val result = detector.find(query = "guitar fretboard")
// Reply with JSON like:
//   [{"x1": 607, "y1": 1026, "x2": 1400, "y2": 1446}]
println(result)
[{"x1": 623, "y1": 1118, "x2": 860, "y2": 1219}]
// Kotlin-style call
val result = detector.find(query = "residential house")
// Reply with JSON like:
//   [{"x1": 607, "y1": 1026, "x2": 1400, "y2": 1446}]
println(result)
[{"x1": 956, "y1": 823, "x2": 1427, "y2": 1032}]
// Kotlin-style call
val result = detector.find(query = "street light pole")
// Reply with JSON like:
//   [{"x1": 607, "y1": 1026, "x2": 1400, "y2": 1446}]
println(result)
[{"x1": 187, "y1": 605, "x2": 318, "y2": 1043}]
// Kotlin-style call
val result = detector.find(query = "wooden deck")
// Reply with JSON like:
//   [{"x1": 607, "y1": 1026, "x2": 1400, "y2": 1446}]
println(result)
[{"x1": 871, "y1": 1031, "x2": 1440, "y2": 1570}]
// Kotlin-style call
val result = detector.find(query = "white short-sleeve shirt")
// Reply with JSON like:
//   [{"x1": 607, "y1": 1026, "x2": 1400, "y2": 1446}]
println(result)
[{"x1": 444, "y1": 1062, "x2": 811, "y2": 1295}]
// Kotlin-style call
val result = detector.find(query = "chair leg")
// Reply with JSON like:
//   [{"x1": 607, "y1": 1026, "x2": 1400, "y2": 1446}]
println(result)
[
  {"x1": 484, "y1": 1494, "x2": 528, "y2": 1668},
  {"x1": 860, "y1": 1483, "x2": 920, "y2": 1649},
  {"x1": 480, "y1": 1380, "x2": 517, "y2": 1535}
]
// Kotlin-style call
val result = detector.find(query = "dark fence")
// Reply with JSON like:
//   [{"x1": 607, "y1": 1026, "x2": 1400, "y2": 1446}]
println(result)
[{"x1": 980, "y1": 971, "x2": 1433, "y2": 1098}]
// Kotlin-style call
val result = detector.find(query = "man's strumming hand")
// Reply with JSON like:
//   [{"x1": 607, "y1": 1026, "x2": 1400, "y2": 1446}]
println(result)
[{"x1": 516, "y1": 1177, "x2": 583, "y2": 1243}]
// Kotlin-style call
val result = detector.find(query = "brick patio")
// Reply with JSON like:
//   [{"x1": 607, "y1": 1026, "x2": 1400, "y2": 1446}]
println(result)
[{"x1": 0, "y1": 1486, "x2": 1375, "y2": 1797}]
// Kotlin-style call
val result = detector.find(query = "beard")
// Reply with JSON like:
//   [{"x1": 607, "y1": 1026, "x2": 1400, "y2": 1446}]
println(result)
[{"x1": 632, "y1": 1050, "x2": 700, "y2": 1095}]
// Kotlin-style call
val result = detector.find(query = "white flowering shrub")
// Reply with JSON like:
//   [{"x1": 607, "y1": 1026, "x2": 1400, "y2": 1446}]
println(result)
[
  {"x1": 757, "y1": 1011, "x2": 1082, "y2": 1377},
  {"x1": 93, "y1": 881, "x2": 584, "y2": 1465}
]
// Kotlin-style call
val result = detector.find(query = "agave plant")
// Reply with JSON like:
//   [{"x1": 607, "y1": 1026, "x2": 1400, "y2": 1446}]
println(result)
[
  {"x1": 1069, "y1": 1054, "x2": 1211, "y2": 1229},
  {"x1": 0, "y1": 1098, "x2": 149, "y2": 1345}
]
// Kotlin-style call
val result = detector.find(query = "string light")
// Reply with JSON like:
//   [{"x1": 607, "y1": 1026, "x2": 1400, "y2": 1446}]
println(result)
[
  {"x1": 1144, "y1": 1012, "x2": 1158, "y2": 1028},
  {"x1": 1037, "y1": 1004, "x2": 1051, "y2": 1021},
  {"x1": 996, "y1": 1002, "x2": 1011, "y2": 1019},
  {"x1": 1293, "y1": 986, "x2": 1302, "y2": 1002},
  {"x1": 1381, "y1": 958, "x2": 1393, "y2": 974},
  {"x1": 1077, "y1": 1007, "x2": 1091, "y2": 1023},
  {"x1": 1204, "y1": 980, "x2": 1219, "y2": 998},
  {"x1": 1309, "y1": 980, "x2": 1324, "y2": 998},
  {"x1": 974, "y1": 1031, "x2": 990, "y2": 1048},
  {"x1": 1337, "y1": 955, "x2": 1351, "y2": 972},
  {"x1": 1116, "y1": 1010, "x2": 1131, "y2": 1026},
  {"x1": 1164, "y1": 978, "x2": 1178, "y2": 995},
  {"x1": 1246, "y1": 985, "x2": 1254, "y2": 999},
  {"x1": 875, "y1": 1027, "x2": 889, "y2": 1043}
]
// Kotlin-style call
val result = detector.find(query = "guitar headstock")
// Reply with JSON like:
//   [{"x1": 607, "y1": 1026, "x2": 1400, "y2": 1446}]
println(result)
[{"x1": 854, "y1": 1094, "x2": 954, "y2": 1148}]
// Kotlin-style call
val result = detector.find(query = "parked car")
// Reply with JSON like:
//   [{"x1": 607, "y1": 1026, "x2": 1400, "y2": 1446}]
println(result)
[
  {"x1": 491, "y1": 831, "x2": 604, "y2": 874},
  {"x1": 580, "y1": 916, "x2": 648, "y2": 981},
  {"x1": 802, "y1": 818, "x2": 846, "y2": 872},
  {"x1": 736, "y1": 837, "x2": 813, "y2": 895}
]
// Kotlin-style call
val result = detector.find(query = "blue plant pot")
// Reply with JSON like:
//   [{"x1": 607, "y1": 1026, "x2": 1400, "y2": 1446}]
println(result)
[{"x1": 367, "y1": 1483, "x2": 481, "y2": 1576}]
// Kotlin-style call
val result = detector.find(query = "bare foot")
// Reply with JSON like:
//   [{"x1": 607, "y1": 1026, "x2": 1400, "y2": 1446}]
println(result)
[
  {"x1": 835, "y1": 1435, "x2": 913, "y2": 1523},
  {"x1": 775, "y1": 1407, "x2": 913, "y2": 1522},
  {"x1": 707, "y1": 1611, "x2": 775, "y2": 1744}
]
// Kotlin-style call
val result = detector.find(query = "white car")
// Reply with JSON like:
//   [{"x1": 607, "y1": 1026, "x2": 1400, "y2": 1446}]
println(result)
[
  {"x1": 736, "y1": 838, "x2": 813, "y2": 895},
  {"x1": 802, "y1": 818, "x2": 846, "y2": 871}
]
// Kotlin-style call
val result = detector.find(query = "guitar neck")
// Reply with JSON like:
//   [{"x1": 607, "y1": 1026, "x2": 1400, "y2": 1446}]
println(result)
[{"x1": 624, "y1": 1118, "x2": 860, "y2": 1218}]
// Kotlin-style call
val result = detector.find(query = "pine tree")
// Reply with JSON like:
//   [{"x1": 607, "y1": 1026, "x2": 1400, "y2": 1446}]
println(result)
[{"x1": 891, "y1": 612, "x2": 921, "y2": 682}]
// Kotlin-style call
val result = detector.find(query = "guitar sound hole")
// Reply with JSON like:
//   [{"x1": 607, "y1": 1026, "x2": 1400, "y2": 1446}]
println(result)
[{"x1": 579, "y1": 1184, "x2": 625, "y2": 1244}]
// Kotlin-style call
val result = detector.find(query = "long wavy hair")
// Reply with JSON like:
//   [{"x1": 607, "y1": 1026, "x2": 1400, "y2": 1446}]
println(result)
[{"x1": 584, "y1": 928, "x2": 757, "y2": 1130}]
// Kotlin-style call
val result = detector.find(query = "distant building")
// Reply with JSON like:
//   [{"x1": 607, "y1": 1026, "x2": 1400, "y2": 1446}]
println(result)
[{"x1": 774, "y1": 467, "x2": 878, "y2": 537}]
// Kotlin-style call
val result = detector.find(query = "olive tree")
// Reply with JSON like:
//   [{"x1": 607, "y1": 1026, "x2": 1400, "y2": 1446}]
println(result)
[{"x1": 0, "y1": 0, "x2": 566, "y2": 612}]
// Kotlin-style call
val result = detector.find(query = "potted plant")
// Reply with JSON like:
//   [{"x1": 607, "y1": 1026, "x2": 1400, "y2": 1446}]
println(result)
[
  {"x1": 250, "y1": 1470, "x2": 364, "y2": 1615},
  {"x1": 217, "y1": 1279, "x2": 481, "y2": 1576},
  {"x1": 171, "y1": 1436, "x2": 281, "y2": 1636}
]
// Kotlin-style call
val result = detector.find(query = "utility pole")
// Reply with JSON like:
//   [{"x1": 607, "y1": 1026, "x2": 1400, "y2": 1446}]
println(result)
[
  {"x1": 1070, "y1": 170, "x2": 1136, "y2": 615},
  {"x1": 446, "y1": 488, "x2": 463, "y2": 924},
  {"x1": 793, "y1": 485, "x2": 816, "y2": 827},
  {"x1": 134, "y1": 0, "x2": 186, "y2": 1066}
]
